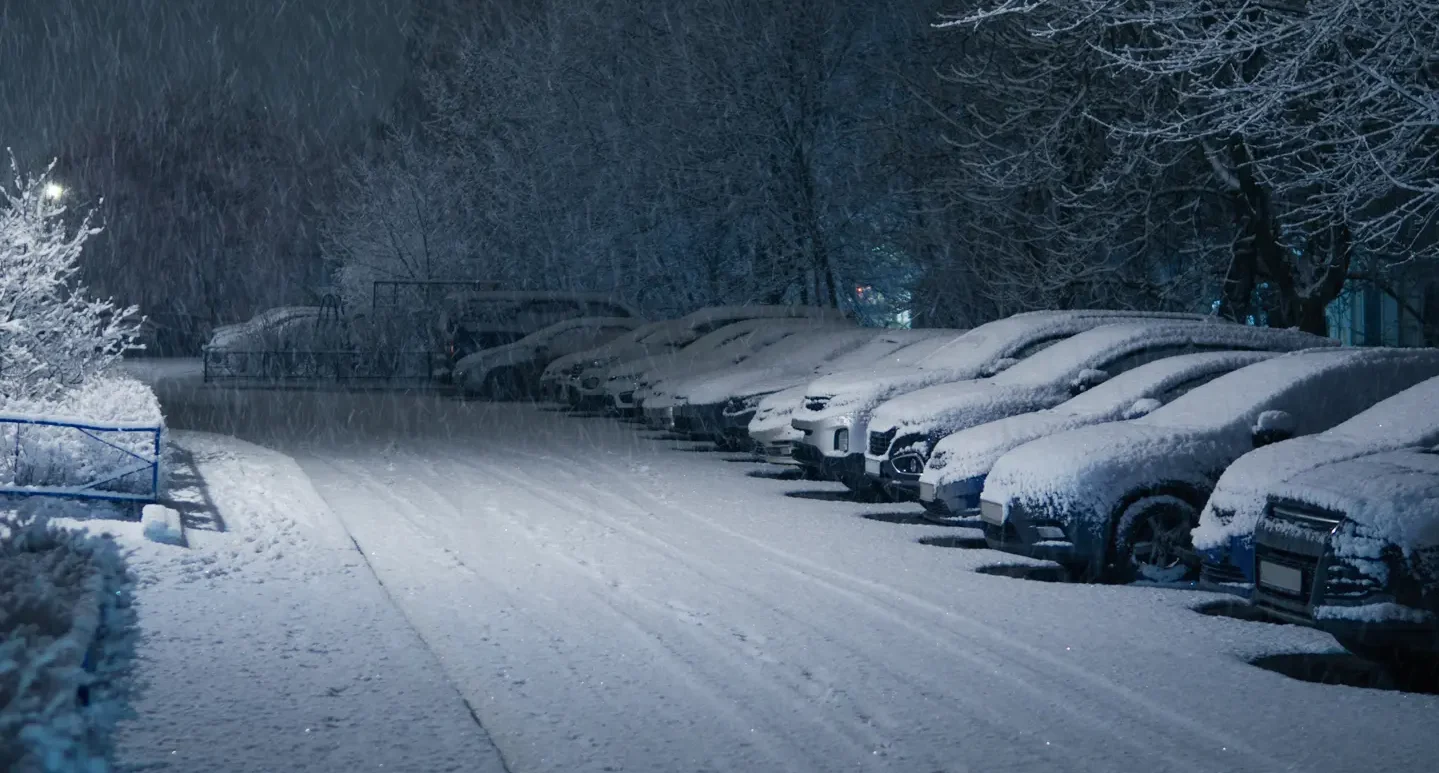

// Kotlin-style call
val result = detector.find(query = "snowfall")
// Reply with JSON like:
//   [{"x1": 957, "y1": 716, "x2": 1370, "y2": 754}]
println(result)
[{"x1": 48, "y1": 359, "x2": 1439, "y2": 772}]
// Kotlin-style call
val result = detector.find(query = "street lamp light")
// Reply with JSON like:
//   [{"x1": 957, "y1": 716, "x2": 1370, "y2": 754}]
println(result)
[{"x1": 43, "y1": 182, "x2": 65, "y2": 200}]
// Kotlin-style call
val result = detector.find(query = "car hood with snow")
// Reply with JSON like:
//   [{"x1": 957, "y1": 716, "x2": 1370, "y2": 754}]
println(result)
[
  {"x1": 661, "y1": 328, "x2": 882, "y2": 409},
  {"x1": 980, "y1": 348, "x2": 1439, "y2": 546},
  {"x1": 919, "y1": 350, "x2": 1279, "y2": 504},
  {"x1": 1268, "y1": 445, "x2": 1439, "y2": 554},
  {"x1": 867, "y1": 321, "x2": 1326, "y2": 467},
  {"x1": 455, "y1": 317, "x2": 640, "y2": 383},
  {"x1": 1193, "y1": 373, "x2": 1439, "y2": 553}
]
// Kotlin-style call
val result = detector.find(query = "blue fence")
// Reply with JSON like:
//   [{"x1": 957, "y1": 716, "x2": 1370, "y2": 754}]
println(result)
[{"x1": 0, "y1": 415, "x2": 162, "y2": 504}]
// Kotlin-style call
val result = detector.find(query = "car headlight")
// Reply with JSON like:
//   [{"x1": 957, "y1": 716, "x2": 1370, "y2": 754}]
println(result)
[
  {"x1": 834, "y1": 428, "x2": 849, "y2": 452},
  {"x1": 892, "y1": 454, "x2": 924, "y2": 475}
]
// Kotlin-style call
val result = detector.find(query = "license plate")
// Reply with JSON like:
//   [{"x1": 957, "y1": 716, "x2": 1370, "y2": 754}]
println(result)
[
  {"x1": 865, "y1": 458, "x2": 881, "y2": 476},
  {"x1": 1258, "y1": 561, "x2": 1304, "y2": 594},
  {"x1": 980, "y1": 499, "x2": 1005, "y2": 526},
  {"x1": 919, "y1": 482, "x2": 935, "y2": 502}
]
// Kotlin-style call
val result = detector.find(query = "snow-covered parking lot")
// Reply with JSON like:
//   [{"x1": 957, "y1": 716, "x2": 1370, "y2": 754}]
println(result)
[{"x1": 130, "y1": 361, "x2": 1438, "y2": 773}]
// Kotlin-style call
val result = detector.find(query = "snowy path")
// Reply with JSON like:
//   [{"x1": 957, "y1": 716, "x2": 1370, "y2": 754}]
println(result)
[{"x1": 144, "y1": 367, "x2": 1438, "y2": 773}]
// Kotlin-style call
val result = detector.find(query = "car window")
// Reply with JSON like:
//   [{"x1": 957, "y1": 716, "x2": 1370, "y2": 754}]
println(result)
[
  {"x1": 1102, "y1": 344, "x2": 1238, "y2": 378},
  {"x1": 1008, "y1": 335, "x2": 1065, "y2": 361},
  {"x1": 1157, "y1": 372, "x2": 1227, "y2": 403}
]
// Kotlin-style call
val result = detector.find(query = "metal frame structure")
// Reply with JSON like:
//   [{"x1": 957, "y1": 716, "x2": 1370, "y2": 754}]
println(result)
[{"x1": 0, "y1": 415, "x2": 162, "y2": 503}]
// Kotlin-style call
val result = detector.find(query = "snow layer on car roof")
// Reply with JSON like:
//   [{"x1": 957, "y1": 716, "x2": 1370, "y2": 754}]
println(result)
[
  {"x1": 675, "y1": 328, "x2": 873, "y2": 404},
  {"x1": 1056, "y1": 350, "x2": 1280, "y2": 414},
  {"x1": 1271, "y1": 446, "x2": 1439, "y2": 550},
  {"x1": 1195, "y1": 373, "x2": 1439, "y2": 551},
  {"x1": 912, "y1": 310, "x2": 1210, "y2": 370}
]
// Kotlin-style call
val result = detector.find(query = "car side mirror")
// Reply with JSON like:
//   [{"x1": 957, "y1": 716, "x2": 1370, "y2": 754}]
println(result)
[
  {"x1": 1123, "y1": 398, "x2": 1162, "y2": 419},
  {"x1": 1252, "y1": 409, "x2": 1296, "y2": 447},
  {"x1": 1069, "y1": 368, "x2": 1110, "y2": 395}
]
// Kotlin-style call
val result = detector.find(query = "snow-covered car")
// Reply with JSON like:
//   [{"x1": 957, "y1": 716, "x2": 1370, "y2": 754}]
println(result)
[
  {"x1": 1251, "y1": 444, "x2": 1439, "y2": 671},
  {"x1": 864, "y1": 320, "x2": 1327, "y2": 500},
  {"x1": 556, "y1": 306, "x2": 847, "y2": 410},
  {"x1": 789, "y1": 310, "x2": 1209, "y2": 492},
  {"x1": 538, "y1": 318, "x2": 674, "y2": 402},
  {"x1": 658, "y1": 327, "x2": 883, "y2": 440},
  {"x1": 205, "y1": 306, "x2": 345, "y2": 352},
  {"x1": 454, "y1": 316, "x2": 644, "y2": 400},
  {"x1": 1193, "y1": 373, "x2": 1439, "y2": 590},
  {"x1": 437, "y1": 291, "x2": 641, "y2": 371},
  {"x1": 918, "y1": 350, "x2": 1281, "y2": 520},
  {"x1": 635, "y1": 318, "x2": 854, "y2": 428},
  {"x1": 977, "y1": 347, "x2": 1439, "y2": 583},
  {"x1": 739, "y1": 329, "x2": 964, "y2": 459}
]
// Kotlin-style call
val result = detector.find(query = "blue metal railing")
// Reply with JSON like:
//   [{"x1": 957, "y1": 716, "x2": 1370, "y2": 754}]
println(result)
[{"x1": 0, "y1": 415, "x2": 162, "y2": 503}]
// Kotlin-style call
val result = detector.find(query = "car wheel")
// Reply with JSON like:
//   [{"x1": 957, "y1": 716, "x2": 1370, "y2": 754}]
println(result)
[
  {"x1": 839, "y1": 474, "x2": 889, "y2": 503},
  {"x1": 1109, "y1": 495, "x2": 1199, "y2": 584}
]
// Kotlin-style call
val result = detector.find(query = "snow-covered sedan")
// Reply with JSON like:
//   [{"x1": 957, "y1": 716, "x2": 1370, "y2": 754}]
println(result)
[
  {"x1": 454, "y1": 316, "x2": 644, "y2": 400},
  {"x1": 1193, "y1": 373, "x2": 1439, "y2": 590},
  {"x1": 630, "y1": 317, "x2": 851, "y2": 426},
  {"x1": 740, "y1": 329, "x2": 964, "y2": 459},
  {"x1": 437, "y1": 290, "x2": 642, "y2": 373},
  {"x1": 918, "y1": 350, "x2": 1280, "y2": 520},
  {"x1": 1251, "y1": 445, "x2": 1439, "y2": 674},
  {"x1": 545, "y1": 305, "x2": 847, "y2": 408},
  {"x1": 978, "y1": 347, "x2": 1439, "y2": 583},
  {"x1": 865, "y1": 321, "x2": 1326, "y2": 500},
  {"x1": 788, "y1": 310, "x2": 1208, "y2": 492}
]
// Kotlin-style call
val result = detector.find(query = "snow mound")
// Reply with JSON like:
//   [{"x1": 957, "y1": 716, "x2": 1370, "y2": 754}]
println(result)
[{"x1": 140, "y1": 505, "x2": 184, "y2": 547}]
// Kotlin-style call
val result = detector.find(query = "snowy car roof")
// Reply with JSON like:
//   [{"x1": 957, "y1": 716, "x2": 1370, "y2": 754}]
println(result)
[
  {"x1": 1270, "y1": 446, "x2": 1439, "y2": 549},
  {"x1": 632, "y1": 318, "x2": 848, "y2": 383},
  {"x1": 1056, "y1": 350, "x2": 1282, "y2": 415},
  {"x1": 672, "y1": 328, "x2": 876, "y2": 405},
  {"x1": 913, "y1": 310, "x2": 1211, "y2": 371},
  {"x1": 455, "y1": 316, "x2": 641, "y2": 371}
]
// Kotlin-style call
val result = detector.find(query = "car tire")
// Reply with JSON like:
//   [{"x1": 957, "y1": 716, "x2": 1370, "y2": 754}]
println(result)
[{"x1": 1107, "y1": 494, "x2": 1200, "y2": 585}]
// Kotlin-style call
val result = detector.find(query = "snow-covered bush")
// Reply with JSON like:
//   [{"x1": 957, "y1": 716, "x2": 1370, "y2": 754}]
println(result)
[
  {"x1": 1, "y1": 160, "x2": 141, "y2": 403},
  {"x1": 2, "y1": 374, "x2": 168, "y2": 498},
  {"x1": 0, "y1": 514, "x2": 134, "y2": 772}
]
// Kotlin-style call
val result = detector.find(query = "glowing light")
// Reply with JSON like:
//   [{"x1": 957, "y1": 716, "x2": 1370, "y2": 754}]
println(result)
[{"x1": 43, "y1": 182, "x2": 65, "y2": 200}]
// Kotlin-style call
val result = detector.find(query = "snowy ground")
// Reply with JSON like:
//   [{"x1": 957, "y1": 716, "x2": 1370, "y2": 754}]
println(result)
[{"x1": 124, "y1": 359, "x2": 1438, "y2": 773}]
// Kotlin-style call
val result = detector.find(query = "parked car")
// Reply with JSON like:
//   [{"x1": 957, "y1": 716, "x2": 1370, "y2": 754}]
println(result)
[
  {"x1": 737, "y1": 329, "x2": 963, "y2": 458},
  {"x1": 437, "y1": 291, "x2": 642, "y2": 373},
  {"x1": 634, "y1": 318, "x2": 854, "y2": 428},
  {"x1": 1251, "y1": 444, "x2": 1439, "y2": 676},
  {"x1": 562, "y1": 306, "x2": 848, "y2": 410},
  {"x1": 918, "y1": 350, "x2": 1280, "y2": 520},
  {"x1": 977, "y1": 347, "x2": 1439, "y2": 583},
  {"x1": 1194, "y1": 373, "x2": 1439, "y2": 589},
  {"x1": 658, "y1": 327, "x2": 881, "y2": 439},
  {"x1": 788, "y1": 310, "x2": 1209, "y2": 492},
  {"x1": 454, "y1": 316, "x2": 644, "y2": 400},
  {"x1": 864, "y1": 321, "x2": 1327, "y2": 500}
]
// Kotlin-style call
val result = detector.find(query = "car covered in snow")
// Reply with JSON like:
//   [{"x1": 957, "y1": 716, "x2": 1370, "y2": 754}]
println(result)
[
  {"x1": 437, "y1": 291, "x2": 641, "y2": 372},
  {"x1": 1194, "y1": 373, "x2": 1439, "y2": 590},
  {"x1": 788, "y1": 310, "x2": 1208, "y2": 492},
  {"x1": 555, "y1": 306, "x2": 847, "y2": 410},
  {"x1": 635, "y1": 318, "x2": 855, "y2": 428},
  {"x1": 205, "y1": 306, "x2": 347, "y2": 352},
  {"x1": 1251, "y1": 444, "x2": 1439, "y2": 672},
  {"x1": 454, "y1": 316, "x2": 644, "y2": 400},
  {"x1": 864, "y1": 321, "x2": 1327, "y2": 500},
  {"x1": 739, "y1": 329, "x2": 965, "y2": 459},
  {"x1": 977, "y1": 347, "x2": 1439, "y2": 583},
  {"x1": 917, "y1": 350, "x2": 1281, "y2": 520}
]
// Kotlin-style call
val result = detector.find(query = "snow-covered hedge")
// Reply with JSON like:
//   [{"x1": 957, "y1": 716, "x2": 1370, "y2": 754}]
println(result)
[
  {"x1": 1, "y1": 374, "x2": 168, "y2": 498},
  {"x1": 0, "y1": 514, "x2": 133, "y2": 772}
]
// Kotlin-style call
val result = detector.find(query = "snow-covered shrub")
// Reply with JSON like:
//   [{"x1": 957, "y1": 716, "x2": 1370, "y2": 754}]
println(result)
[
  {"x1": 0, "y1": 160, "x2": 141, "y2": 403},
  {"x1": 0, "y1": 513, "x2": 134, "y2": 772},
  {"x1": 1, "y1": 374, "x2": 167, "y2": 498}
]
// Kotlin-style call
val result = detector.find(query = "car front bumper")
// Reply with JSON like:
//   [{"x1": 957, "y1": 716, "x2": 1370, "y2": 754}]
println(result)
[
  {"x1": 980, "y1": 499, "x2": 1086, "y2": 568},
  {"x1": 674, "y1": 403, "x2": 727, "y2": 438},
  {"x1": 1198, "y1": 536, "x2": 1255, "y2": 595}
]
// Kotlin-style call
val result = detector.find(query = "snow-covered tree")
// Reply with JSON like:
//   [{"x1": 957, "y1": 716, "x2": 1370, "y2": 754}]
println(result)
[{"x1": 0, "y1": 160, "x2": 140, "y2": 402}]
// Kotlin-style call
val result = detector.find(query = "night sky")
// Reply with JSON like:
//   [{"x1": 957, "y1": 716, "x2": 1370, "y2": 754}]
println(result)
[{"x1": 0, "y1": 0, "x2": 411, "y2": 165}]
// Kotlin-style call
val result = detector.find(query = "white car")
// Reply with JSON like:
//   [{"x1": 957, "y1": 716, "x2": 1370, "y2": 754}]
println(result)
[
  {"x1": 454, "y1": 316, "x2": 644, "y2": 400},
  {"x1": 918, "y1": 350, "x2": 1280, "y2": 520},
  {"x1": 1194, "y1": 372, "x2": 1439, "y2": 589},
  {"x1": 978, "y1": 347, "x2": 1439, "y2": 583},
  {"x1": 556, "y1": 306, "x2": 847, "y2": 409},
  {"x1": 789, "y1": 310, "x2": 1208, "y2": 491},
  {"x1": 865, "y1": 321, "x2": 1329, "y2": 499},
  {"x1": 633, "y1": 318, "x2": 853, "y2": 428},
  {"x1": 739, "y1": 329, "x2": 964, "y2": 459}
]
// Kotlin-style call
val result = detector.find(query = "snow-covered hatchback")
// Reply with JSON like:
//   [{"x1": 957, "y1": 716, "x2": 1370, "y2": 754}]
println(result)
[
  {"x1": 978, "y1": 347, "x2": 1439, "y2": 583},
  {"x1": 1252, "y1": 445, "x2": 1439, "y2": 675}
]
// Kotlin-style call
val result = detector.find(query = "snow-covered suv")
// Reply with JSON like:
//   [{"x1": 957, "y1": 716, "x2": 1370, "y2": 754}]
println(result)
[
  {"x1": 788, "y1": 310, "x2": 1207, "y2": 492},
  {"x1": 1194, "y1": 373, "x2": 1439, "y2": 590},
  {"x1": 1251, "y1": 445, "x2": 1439, "y2": 674},
  {"x1": 865, "y1": 321, "x2": 1326, "y2": 500},
  {"x1": 917, "y1": 350, "x2": 1279, "y2": 520},
  {"x1": 978, "y1": 347, "x2": 1439, "y2": 583},
  {"x1": 454, "y1": 316, "x2": 643, "y2": 400}
]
